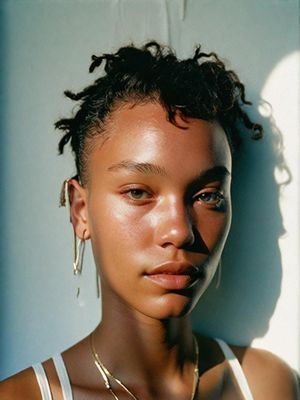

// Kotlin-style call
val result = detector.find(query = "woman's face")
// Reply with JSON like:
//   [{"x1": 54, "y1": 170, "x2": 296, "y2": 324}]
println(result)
[{"x1": 74, "y1": 102, "x2": 232, "y2": 320}]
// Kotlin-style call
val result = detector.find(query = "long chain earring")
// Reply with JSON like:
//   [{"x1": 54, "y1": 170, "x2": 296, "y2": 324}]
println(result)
[
  {"x1": 73, "y1": 229, "x2": 86, "y2": 276},
  {"x1": 59, "y1": 178, "x2": 86, "y2": 297},
  {"x1": 215, "y1": 259, "x2": 222, "y2": 289},
  {"x1": 73, "y1": 229, "x2": 86, "y2": 301},
  {"x1": 59, "y1": 178, "x2": 99, "y2": 299}
]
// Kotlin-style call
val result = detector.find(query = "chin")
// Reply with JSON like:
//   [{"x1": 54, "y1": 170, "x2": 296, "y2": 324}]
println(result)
[
  {"x1": 142, "y1": 291, "x2": 205, "y2": 320},
  {"x1": 133, "y1": 277, "x2": 212, "y2": 320}
]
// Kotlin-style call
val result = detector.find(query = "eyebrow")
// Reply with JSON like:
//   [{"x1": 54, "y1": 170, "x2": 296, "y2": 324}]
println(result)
[
  {"x1": 107, "y1": 160, "x2": 167, "y2": 176},
  {"x1": 107, "y1": 160, "x2": 230, "y2": 182},
  {"x1": 195, "y1": 166, "x2": 231, "y2": 182}
]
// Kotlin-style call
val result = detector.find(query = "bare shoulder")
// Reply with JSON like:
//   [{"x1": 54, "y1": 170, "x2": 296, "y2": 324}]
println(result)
[
  {"x1": 230, "y1": 344, "x2": 299, "y2": 400},
  {"x1": 0, "y1": 367, "x2": 41, "y2": 400}
]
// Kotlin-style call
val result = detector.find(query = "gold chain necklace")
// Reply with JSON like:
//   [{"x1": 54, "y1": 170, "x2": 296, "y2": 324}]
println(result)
[{"x1": 89, "y1": 332, "x2": 199, "y2": 400}]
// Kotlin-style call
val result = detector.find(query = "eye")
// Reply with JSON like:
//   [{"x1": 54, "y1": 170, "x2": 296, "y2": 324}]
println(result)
[
  {"x1": 126, "y1": 188, "x2": 151, "y2": 201},
  {"x1": 194, "y1": 190, "x2": 225, "y2": 209}
]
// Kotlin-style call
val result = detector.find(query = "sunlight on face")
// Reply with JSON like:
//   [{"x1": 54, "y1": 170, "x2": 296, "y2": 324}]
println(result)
[{"x1": 85, "y1": 102, "x2": 232, "y2": 320}]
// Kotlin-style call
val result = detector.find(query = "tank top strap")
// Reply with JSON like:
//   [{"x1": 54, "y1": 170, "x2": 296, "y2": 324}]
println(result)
[
  {"x1": 32, "y1": 355, "x2": 73, "y2": 400},
  {"x1": 215, "y1": 338, "x2": 254, "y2": 400},
  {"x1": 53, "y1": 354, "x2": 73, "y2": 400},
  {"x1": 32, "y1": 362, "x2": 52, "y2": 400}
]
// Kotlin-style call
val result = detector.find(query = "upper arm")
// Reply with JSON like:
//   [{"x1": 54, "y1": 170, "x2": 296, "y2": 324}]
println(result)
[
  {"x1": 233, "y1": 346, "x2": 299, "y2": 400},
  {"x1": 0, "y1": 367, "x2": 41, "y2": 400}
]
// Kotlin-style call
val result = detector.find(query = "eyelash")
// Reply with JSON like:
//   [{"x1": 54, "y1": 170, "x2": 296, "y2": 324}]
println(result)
[
  {"x1": 125, "y1": 188, "x2": 151, "y2": 201},
  {"x1": 122, "y1": 187, "x2": 225, "y2": 210},
  {"x1": 193, "y1": 190, "x2": 225, "y2": 209}
]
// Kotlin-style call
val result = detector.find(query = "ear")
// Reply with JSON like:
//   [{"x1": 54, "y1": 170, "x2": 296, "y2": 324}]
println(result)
[{"x1": 68, "y1": 179, "x2": 91, "y2": 240}]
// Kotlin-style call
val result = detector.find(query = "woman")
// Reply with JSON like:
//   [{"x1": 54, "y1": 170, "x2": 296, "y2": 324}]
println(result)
[{"x1": 0, "y1": 42, "x2": 298, "y2": 399}]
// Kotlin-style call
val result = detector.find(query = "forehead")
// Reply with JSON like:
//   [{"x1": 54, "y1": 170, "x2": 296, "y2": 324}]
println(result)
[{"x1": 88, "y1": 102, "x2": 232, "y2": 178}]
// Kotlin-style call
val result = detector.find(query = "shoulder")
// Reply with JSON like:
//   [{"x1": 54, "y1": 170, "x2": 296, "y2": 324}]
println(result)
[
  {"x1": 0, "y1": 367, "x2": 41, "y2": 400},
  {"x1": 0, "y1": 357, "x2": 64, "y2": 400},
  {"x1": 230, "y1": 344, "x2": 299, "y2": 400}
]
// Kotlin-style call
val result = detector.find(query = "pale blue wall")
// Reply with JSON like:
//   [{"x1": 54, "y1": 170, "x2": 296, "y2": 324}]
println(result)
[{"x1": 0, "y1": 0, "x2": 299, "y2": 379}]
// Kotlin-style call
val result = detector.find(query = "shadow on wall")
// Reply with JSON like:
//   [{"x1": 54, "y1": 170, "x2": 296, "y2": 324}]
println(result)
[
  {"x1": 192, "y1": 98, "x2": 288, "y2": 345},
  {"x1": 168, "y1": 0, "x2": 299, "y2": 346}
]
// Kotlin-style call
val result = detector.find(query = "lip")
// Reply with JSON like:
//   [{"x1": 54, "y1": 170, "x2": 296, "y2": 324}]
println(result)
[{"x1": 145, "y1": 261, "x2": 201, "y2": 290}]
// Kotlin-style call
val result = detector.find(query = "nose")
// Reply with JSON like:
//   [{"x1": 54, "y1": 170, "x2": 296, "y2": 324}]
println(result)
[{"x1": 155, "y1": 197, "x2": 195, "y2": 249}]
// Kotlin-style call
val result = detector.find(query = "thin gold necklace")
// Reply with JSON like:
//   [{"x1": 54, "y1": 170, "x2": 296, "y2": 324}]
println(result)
[{"x1": 89, "y1": 331, "x2": 199, "y2": 400}]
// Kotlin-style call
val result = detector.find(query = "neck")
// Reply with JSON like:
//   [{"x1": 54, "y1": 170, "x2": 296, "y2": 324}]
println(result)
[{"x1": 94, "y1": 294, "x2": 196, "y2": 384}]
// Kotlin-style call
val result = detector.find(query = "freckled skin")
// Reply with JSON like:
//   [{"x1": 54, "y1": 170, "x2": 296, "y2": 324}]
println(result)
[{"x1": 82, "y1": 102, "x2": 232, "y2": 320}]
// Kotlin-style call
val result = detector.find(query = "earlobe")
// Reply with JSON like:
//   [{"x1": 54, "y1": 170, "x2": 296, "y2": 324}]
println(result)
[{"x1": 68, "y1": 179, "x2": 91, "y2": 240}]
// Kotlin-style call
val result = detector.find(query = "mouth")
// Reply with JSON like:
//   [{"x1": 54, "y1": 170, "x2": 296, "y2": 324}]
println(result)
[{"x1": 145, "y1": 261, "x2": 202, "y2": 290}]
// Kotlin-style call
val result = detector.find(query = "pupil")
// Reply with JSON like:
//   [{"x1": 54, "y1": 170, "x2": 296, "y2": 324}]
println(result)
[{"x1": 133, "y1": 190, "x2": 142, "y2": 198}]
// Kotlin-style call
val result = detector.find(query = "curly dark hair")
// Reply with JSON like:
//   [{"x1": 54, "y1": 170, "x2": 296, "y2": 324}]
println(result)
[{"x1": 55, "y1": 41, "x2": 263, "y2": 184}]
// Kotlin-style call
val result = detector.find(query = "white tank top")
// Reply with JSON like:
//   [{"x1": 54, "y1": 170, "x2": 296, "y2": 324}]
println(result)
[
  {"x1": 33, "y1": 354, "x2": 73, "y2": 400},
  {"x1": 32, "y1": 339, "x2": 254, "y2": 400}
]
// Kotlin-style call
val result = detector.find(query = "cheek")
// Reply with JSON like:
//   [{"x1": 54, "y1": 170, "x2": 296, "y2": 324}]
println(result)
[
  {"x1": 196, "y1": 207, "x2": 232, "y2": 251},
  {"x1": 87, "y1": 194, "x2": 151, "y2": 268}
]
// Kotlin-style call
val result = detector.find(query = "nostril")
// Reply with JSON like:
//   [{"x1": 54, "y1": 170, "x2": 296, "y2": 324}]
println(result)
[
  {"x1": 155, "y1": 200, "x2": 197, "y2": 249},
  {"x1": 159, "y1": 222, "x2": 195, "y2": 249}
]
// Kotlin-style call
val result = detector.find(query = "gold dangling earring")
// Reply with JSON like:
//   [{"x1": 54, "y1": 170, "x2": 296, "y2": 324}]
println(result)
[
  {"x1": 73, "y1": 229, "x2": 86, "y2": 276},
  {"x1": 59, "y1": 177, "x2": 86, "y2": 275},
  {"x1": 72, "y1": 229, "x2": 86, "y2": 301},
  {"x1": 59, "y1": 177, "x2": 88, "y2": 300},
  {"x1": 215, "y1": 259, "x2": 222, "y2": 289}
]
